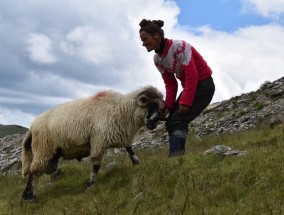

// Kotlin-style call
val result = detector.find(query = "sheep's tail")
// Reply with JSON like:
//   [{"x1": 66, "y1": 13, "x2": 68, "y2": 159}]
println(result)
[{"x1": 21, "y1": 129, "x2": 33, "y2": 177}]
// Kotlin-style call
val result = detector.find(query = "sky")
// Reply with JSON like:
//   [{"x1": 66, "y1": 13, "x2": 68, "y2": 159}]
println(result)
[{"x1": 0, "y1": 0, "x2": 284, "y2": 128}]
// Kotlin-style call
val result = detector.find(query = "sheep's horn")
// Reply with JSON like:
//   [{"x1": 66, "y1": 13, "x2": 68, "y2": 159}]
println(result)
[{"x1": 137, "y1": 95, "x2": 149, "y2": 107}]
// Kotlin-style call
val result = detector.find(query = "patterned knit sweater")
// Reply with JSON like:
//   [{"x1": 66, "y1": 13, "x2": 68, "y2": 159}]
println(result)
[{"x1": 154, "y1": 38, "x2": 212, "y2": 111}]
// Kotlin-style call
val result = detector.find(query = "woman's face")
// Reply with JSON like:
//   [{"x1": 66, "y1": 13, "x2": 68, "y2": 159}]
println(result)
[{"x1": 140, "y1": 31, "x2": 160, "y2": 52}]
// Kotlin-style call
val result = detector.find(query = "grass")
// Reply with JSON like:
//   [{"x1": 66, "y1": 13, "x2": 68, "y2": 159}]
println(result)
[
  {"x1": 0, "y1": 124, "x2": 28, "y2": 138},
  {"x1": 253, "y1": 102, "x2": 265, "y2": 111},
  {"x1": 0, "y1": 124, "x2": 283, "y2": 215}
]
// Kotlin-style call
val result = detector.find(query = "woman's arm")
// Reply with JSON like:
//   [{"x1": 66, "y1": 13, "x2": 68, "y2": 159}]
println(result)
[{"x1": 161, "y1": 71, "x2": 178, "y2": 112}]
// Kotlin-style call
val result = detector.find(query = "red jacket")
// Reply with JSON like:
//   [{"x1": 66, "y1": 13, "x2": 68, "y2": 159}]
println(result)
[{"x1": 154, "y1": 39, "x2": 212, "y2": 111}]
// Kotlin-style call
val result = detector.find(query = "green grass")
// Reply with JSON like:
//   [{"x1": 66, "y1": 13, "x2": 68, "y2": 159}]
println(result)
[
  {"x1": 0, "y1": 124, "x2": 28, "y2": 138},
  {"x1": 253, "y1": 102, "x2": 265, "y2": 111},
  {"x1": 0, "y1": 124, "x2": 283, "y2": 215}
]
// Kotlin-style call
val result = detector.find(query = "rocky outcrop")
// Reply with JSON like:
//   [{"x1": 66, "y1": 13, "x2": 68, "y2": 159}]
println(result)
[
  {"x1": 130, "y1": 76, "x2": 284, "y2": 149},
  {"x1": 192, "y1": 77, "x2": 284, "y2": 137},
  {"x1": 0, "y1": 76, "x2": 283, "y2": 174},
  {"x1": 0, "y1": 134, "x2": 23, "y2": 174}
]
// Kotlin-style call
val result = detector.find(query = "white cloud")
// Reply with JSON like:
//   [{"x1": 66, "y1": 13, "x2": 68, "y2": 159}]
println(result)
[
  {"x1": 26, "y1": 33, "x2": 57, "y2": 64},
  {"x1": 24, "y1": 71, "x2": 113, "y2": 99},
  {"x1": 0, "y1": 0, "x2": 284, "y2": 127},
  {"x1": 60, "y1": 26, "x2": 115, "y2": 65},
  {"x1": 242, "y1": 0, "x2": 284, "y2": 18},
  {"x1": 0, "y1": 106, "x2": 34, "y2": 128},
  {"x1": 170, "y1": 23, "x2": 284, "y2": 101}
]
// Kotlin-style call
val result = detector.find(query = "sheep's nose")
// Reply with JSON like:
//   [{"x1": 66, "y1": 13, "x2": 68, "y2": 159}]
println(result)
[{"x1": 146, "y1": 119, "x2": 157, "y2": 130}]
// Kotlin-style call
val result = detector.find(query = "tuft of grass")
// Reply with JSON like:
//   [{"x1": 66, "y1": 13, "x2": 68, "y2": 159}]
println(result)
[
  {"x1": 253, "y1": 102, "x2": 265, "y2": 111},
  {"x1": 0, "y1": 124, "x2": 283, "y2": 214}
]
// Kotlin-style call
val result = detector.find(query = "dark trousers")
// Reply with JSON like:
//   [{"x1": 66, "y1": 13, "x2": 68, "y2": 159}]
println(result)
[{"x1": 166, "y1": 76, "x2": 215, "y2": 135}]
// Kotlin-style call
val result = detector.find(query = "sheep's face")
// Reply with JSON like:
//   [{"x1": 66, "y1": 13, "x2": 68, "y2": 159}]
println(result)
[
  {"x1": 145, "y1": 102, "x2": 161, "y2": 130},
  {"x1": 137, "y1": 86, "x2": 166, "y2": 130},
  {"x1": 137, "y1": 92, "x2": 166, "y2": 130}
]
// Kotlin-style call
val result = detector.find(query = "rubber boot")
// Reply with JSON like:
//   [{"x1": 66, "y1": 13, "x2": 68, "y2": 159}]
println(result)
[
  {"x1": 179, "y1": 138, "x2": 186, "y2": 155},
  {"x1": 169, "y1": 135, "x2": 183, "y2": 157},
  {"x1": 171, "y1": 129, "x2": 187, "y2": 156}
]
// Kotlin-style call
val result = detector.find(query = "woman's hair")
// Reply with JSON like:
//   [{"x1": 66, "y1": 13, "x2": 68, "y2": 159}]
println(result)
[{"x1": 139, "y1": 19, "x2": 164, "y2": 37}]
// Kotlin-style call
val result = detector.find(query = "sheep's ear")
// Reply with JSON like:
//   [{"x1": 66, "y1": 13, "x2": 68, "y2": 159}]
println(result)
[{"x1": 137, "y1": 95, "x2": 148, "y2": 107}]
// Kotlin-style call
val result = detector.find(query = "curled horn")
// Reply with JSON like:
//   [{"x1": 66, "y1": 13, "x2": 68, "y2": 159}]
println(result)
[{"x1": 137, "y1": 94, "x2": 150, "y2": 107}]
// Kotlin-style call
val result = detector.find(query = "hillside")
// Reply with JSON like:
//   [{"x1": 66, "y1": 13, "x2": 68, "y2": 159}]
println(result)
[
  {"x1": 0, "y1": 124, "x2": 28, "y2": 138},
  {"x1": 132, "y1": 76, "x2": 284, "y2": 149},
  {"x1": 0, "y1": 77, "x2": 283, "y2": 214},
  {"x1": 0, "y1": 76, "x2": 283, "y2": 173},
  {"x1": 0, "y1": 124, "x2": 283, "y2": 214}
]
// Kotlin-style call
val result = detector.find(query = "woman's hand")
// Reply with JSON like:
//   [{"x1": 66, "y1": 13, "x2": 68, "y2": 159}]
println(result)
[
  {"x1": 178, "y1": 104, "x2": 189, "y2": 114},
  {"x1": 159, "y1": 108, "x2": 169, "y2": 119}
]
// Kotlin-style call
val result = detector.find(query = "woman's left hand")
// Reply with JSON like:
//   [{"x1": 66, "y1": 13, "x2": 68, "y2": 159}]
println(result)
[
  {"x1": 178, "y1": 104, "x2": 189, "y2": 114},
  {"x1": 159, "y1": 108, "x2": 169, "y2": 119}
]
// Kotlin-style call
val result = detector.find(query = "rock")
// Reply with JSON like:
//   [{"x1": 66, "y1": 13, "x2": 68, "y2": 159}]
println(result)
[
  {"x1": 270, "y1": 113, "x2": 284, "y2": 128},
  {"x1": 204, "y1": 145, "x2": 232, "y2": 155},
  {"x1": 0, "y1": 133, "x2": 24, "y2": 174},
  {"x1": 107, "y1": 162, "x2": 116, "y2": 169},
  {"x1": 192, "y1": 76, "x2": 284, "y2": 138},
  {"x1": 204, "y1": 145, "x2": 247, "y2": 156},
  {"x1": 133, "y1": 192, "x2": 143, "y2": 201}
]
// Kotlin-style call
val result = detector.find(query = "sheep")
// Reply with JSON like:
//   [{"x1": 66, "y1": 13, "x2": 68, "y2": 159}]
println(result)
[{"x1": 21, "y1": 86, "x2": 165, "y2": 202}]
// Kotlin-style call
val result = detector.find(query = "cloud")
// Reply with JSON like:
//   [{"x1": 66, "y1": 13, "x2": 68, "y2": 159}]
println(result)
[
  {"x1": 0, "y1": 0, "x2": 284, "y2": 128},
  {"x1": 242, "y1": 0, "x2": 284, "y2": 19},
  {"x1": 26, "y1": 33, "x2": 57, "y2": 64},
  {"x1": 0, "y1": 105, "x2": 34, "y2": 128},
  {"x1": 171, "y1": 23, "x2": 284, "y2": 102},
  {"x1": 60, "y1": 25, "x2": 138, "y2": 67}
]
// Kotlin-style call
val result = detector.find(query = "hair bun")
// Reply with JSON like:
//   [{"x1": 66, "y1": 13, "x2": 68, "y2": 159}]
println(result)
[
  {"x1": 139, "y1": 19, "x2": 164, "y2": 28},
  {"x1": 138, "y1": 19, "x2": 165, "y2": 37},
  {"x1": 139, "y1": 19, "x2": 152, "y2": 28},
  {"x1": 152, "y1": 20, "x2": 164, "y2": 28}
]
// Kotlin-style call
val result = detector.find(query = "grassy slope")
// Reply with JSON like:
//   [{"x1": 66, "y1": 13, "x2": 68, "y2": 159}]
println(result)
[
  {"x1": 0, "y1": 124, "x2": 28, "y2": 138},
  {"x1": 0, "y1": 124, "x2": 283, "y2": 215}
]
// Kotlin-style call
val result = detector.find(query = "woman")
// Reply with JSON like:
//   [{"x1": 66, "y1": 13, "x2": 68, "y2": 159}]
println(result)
[{"x1": 139, "y1": 19, "x2": 215, "y2": 157}]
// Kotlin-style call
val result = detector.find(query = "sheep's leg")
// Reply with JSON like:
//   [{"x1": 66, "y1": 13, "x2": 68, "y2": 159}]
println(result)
[
  {"x1": 87, "y1": 155, "x2": 102, "y2": 187},
  {"x1": 22, "y1": 174, "x2": 39, "y2": 202},
  {"x1": 126, "y1": 147, "x2": 140, "y2": 165},
  {"x1": 46, "y1": 149, "x2": 63, "y2": 181},
  {"x1": 50, "y1": 168, "x2": 63, "y2": 182},
  {"x1": 87, "y1": 164, "x2": 101, "y2": 187},
  {"x1": 46, "y1": 148, "x2": 62, "y2": 175},
  {"x1": 23, "y1": 153, "x2": 49, "y2": 202}
]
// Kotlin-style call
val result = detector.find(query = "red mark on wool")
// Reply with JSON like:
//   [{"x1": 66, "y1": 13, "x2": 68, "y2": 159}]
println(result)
[{"x1": 91, "y1": 91, "x2": 109, "y2": 103}]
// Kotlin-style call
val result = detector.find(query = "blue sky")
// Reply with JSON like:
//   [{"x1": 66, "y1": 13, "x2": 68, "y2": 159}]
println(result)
[
  {"x1": 0, "y1": 0, "x2": 284, "y2": 127},
  {"x1": 175, "y1": 0, "x2": 275, "y2": 31}
]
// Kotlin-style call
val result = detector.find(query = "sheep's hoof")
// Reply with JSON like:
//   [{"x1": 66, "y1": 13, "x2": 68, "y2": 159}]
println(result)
[
  {"x1": 22, "y1": 193, "x2": 38, "y2": 203},
  {"x1": 131, "y1": 156, "x2": 140, "y2": 165},
  {"x1": 86, "y1": 179, "x2": 94, "y2": 187},
  {"x1": 132, "y1": 159, "x2": 140, "y2": 165},
  {"x1": 29, "y1": 195, "x2": 38, "y2": 203}
]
